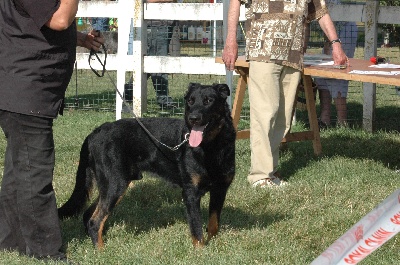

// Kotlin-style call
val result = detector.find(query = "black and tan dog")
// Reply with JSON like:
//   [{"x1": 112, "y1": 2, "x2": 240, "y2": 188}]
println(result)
[{"x1": 58, "y1": 83, "x2": 236, "y2": 248}]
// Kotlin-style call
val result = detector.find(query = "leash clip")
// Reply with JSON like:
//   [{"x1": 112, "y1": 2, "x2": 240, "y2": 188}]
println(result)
[{"x1": 171, "y1": 133, "x2": 189, "y2": 151}]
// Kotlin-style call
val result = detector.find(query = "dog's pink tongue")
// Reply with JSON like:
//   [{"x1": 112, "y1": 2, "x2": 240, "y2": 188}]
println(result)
[{"x1": 189, "y1": 125, "x2": 206, "y2": 147}]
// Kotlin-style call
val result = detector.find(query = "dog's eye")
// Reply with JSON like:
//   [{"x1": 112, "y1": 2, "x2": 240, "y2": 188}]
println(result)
[
  {"x1": 204, "y1": 98, "x2": 213, "y2": 105},
  {"x1": 188, "y1": 98, "x2": 194, "y2": 105}
]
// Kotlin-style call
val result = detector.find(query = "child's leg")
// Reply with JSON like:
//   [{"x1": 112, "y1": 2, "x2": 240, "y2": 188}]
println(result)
[
  {"x1": 318, "y1": 89, "x2": 332, "y2": 125},
  {"x1": 334, "y1": 92, "x2": 347, "y2": 126}
]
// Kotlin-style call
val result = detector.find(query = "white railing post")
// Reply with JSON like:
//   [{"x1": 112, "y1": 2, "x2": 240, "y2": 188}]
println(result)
[
  {"x1": 129, "y1": 0, "x2": 148, "y2": 118},
  {"x1": 362, "y1": 0, "x2": 379, "y2": 132},
  {"x1": 115, "y1": 0, "x2": 134, "y2": 119}
]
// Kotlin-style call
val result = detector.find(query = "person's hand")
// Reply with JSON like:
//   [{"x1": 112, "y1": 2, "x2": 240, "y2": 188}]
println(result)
[
  {"x1": 332, "y1": 43, "x2": 348, "y2": 65},
  {"x1": 222, "y1": 38, "x2": 238, "y2": 71},
  {"x1": 331, "y1": 43, "x2": 349, "y2": 67},
  {"x1": 80, "y1": 30, "x2": 105, "y2": 51}
]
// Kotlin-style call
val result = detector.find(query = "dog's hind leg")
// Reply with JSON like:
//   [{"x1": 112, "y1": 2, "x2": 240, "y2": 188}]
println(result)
[
  {"x1": 85, "y1": 178, "x2": 131, "y2": 249},
  {"x1": 86, "y1": 200, "x2": 109, "y2": 249},
  {"x1": 83, "y1": 198, "x2": 99, "y2": 232}
]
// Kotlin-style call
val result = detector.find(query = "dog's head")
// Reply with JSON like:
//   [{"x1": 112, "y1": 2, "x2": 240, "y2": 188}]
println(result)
[{"x1": 184, "y1": 83, "x2": 231, "y2": 147}]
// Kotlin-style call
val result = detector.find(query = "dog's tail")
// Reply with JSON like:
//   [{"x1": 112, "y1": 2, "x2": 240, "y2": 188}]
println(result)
[{"x1": 58, "y1": 137, "x2": 93, "y2": 219}]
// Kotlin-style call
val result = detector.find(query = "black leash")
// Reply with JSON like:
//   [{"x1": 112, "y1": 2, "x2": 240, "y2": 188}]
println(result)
[
  {"x1": 74, "y1": 61, "x2": 79, "y2": 106},
  {"x1": 88, "y1": 40, "x2": 188, "y2": 151}
]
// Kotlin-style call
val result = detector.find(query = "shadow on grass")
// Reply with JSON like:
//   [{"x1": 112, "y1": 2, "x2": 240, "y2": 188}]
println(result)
[
  {"x1": 319, "y1": 132, "x2": 400, "y2": 168},
  {"x1": 343, "y1": 102, "x2": 400, "y2": 132},
  {"x1": 280, "y1": 111, "x2": 400, "y2": 181},
  {"x1": 374, "y1": 105, "x2": 400, "y2": 132},
  {"x1": 283, "y1": 130, "x2": 400, "y2": 177},
  {"x1": 60, "y1": 177, "x2": 286, "y2": 246}
]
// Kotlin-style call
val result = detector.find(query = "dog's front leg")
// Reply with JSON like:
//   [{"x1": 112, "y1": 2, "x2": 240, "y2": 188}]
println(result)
[
  {"x1": 206, "y1": 180, "x2": 231, "y2": 243},
  {"x1": 181, "y1": 186, "x2": 205, "y2": 247}
]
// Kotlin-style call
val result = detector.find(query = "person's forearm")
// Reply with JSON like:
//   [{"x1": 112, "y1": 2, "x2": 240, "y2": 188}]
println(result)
[
  {"x1": 318, "y1": 13, "x2": 347, "y2": 65},
  {"x1": 318, "y1": 14, "x2": 340, "y2": 44},
  {"x1": 222, "y1": 0, "x2": 241, "y2": 71},
  {"x1": 225, "y1": 0, "x2": 241, "y2": 44},
  {"x1": 45, "y1": 0, "x2": 79, "y2": 31}
]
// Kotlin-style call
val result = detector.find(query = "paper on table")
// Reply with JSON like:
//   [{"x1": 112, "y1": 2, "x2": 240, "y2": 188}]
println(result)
[
  {"x1": 369, "y1": 63, "x2": 400, "y2": 69},
  {"x1": 304, "y1": 60, "x2": 347, "y2": 69},
  {"x1": 305, "y1": 60, "x2": 334, "y2": 66},
  {"x1": 349, "y1": 70, "x2": 400, "y2": 75}
]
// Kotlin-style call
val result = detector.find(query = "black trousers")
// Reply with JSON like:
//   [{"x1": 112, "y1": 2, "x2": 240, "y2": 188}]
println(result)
[{"x1": 0, "y1": 110, "x2": 64, "y2": 259}]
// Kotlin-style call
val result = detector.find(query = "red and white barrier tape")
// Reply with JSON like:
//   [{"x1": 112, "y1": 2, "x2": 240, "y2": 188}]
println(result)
[{"x1": 311, "y1": 189, "x2": 400, "y2": 265}]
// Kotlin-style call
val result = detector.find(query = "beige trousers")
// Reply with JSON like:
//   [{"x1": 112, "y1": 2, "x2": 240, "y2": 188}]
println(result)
[{"x1": 247, "y1": 61, "x2": 301, "y2": 184}]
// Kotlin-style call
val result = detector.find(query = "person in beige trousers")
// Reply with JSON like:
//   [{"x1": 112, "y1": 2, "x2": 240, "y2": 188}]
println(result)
[{"x1": 222, "y1": 0, "x2": 348, "y2": 188}]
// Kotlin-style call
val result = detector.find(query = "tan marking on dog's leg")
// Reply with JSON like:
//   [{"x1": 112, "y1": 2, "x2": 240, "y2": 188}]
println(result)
[
  {"x1": 97, "y1": 214, "x2": 109, "y2": 250},
  {"x1": 207, "y1": 211, "x2": 219, "y2": 242},
  {"x1": 91, "y1": 205, "x2": 99, "y2": 219},
  {"x1": 128, "y1": 181, "x2": 135, "y2": 189},
  {"x1": 93, "y1": 188, "x2": 128, "y2": 249},
  {"x1": 191, "y1": 173, "x2": 201, "y2": 187},
  {"x1": 115, "y1": 188, "x2": 128, "y2": 206},
  {"x1": 87, "y1": 202, "x2": 102, "y2": 249},
  {"x1": 191, "y1": 236, "x2": 205, "y2": 248}
]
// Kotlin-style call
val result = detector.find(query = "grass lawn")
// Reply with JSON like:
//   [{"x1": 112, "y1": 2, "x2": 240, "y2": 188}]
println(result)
[{"x1": 0, "y1": 105, "x2": 399, "y2": 264}]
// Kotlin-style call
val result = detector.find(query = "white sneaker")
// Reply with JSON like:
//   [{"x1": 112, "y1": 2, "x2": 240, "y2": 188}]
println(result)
[{"x1": 252, "y1": 175, "x2": 288, "y2": 188}]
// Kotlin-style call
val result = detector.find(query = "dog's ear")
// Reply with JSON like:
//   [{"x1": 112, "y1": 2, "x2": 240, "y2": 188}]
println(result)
[
  {"x1": 185, "y1": 83, "x2": 200, "y2": 100},
  {"x1": 188, "y1": 83, "x2": 201, "y2": 89},
  {"x1": 213, "y1": 83, "x2": 230, "y2": 99}
]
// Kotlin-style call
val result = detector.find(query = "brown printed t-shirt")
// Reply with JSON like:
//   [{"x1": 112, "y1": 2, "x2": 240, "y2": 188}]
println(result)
[{"x1": 242, "y1": 0, "x2": 328, "y2": 70}]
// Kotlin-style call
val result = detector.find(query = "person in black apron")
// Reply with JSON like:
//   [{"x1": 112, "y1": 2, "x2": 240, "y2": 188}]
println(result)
[{"x1": 0, "y1": 0, "x2": 104, "y2": 262}]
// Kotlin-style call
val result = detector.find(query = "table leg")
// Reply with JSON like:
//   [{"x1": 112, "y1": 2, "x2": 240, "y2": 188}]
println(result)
[
  {"x1": 229, "y1": 67, "x2": 322, "y2": 156},
  {"x1": 231, "y1": 67, "x2": 250, "y2": 139},
  {"x1": 302, "y1": 74, "x2": 322, "y2": 156}
]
